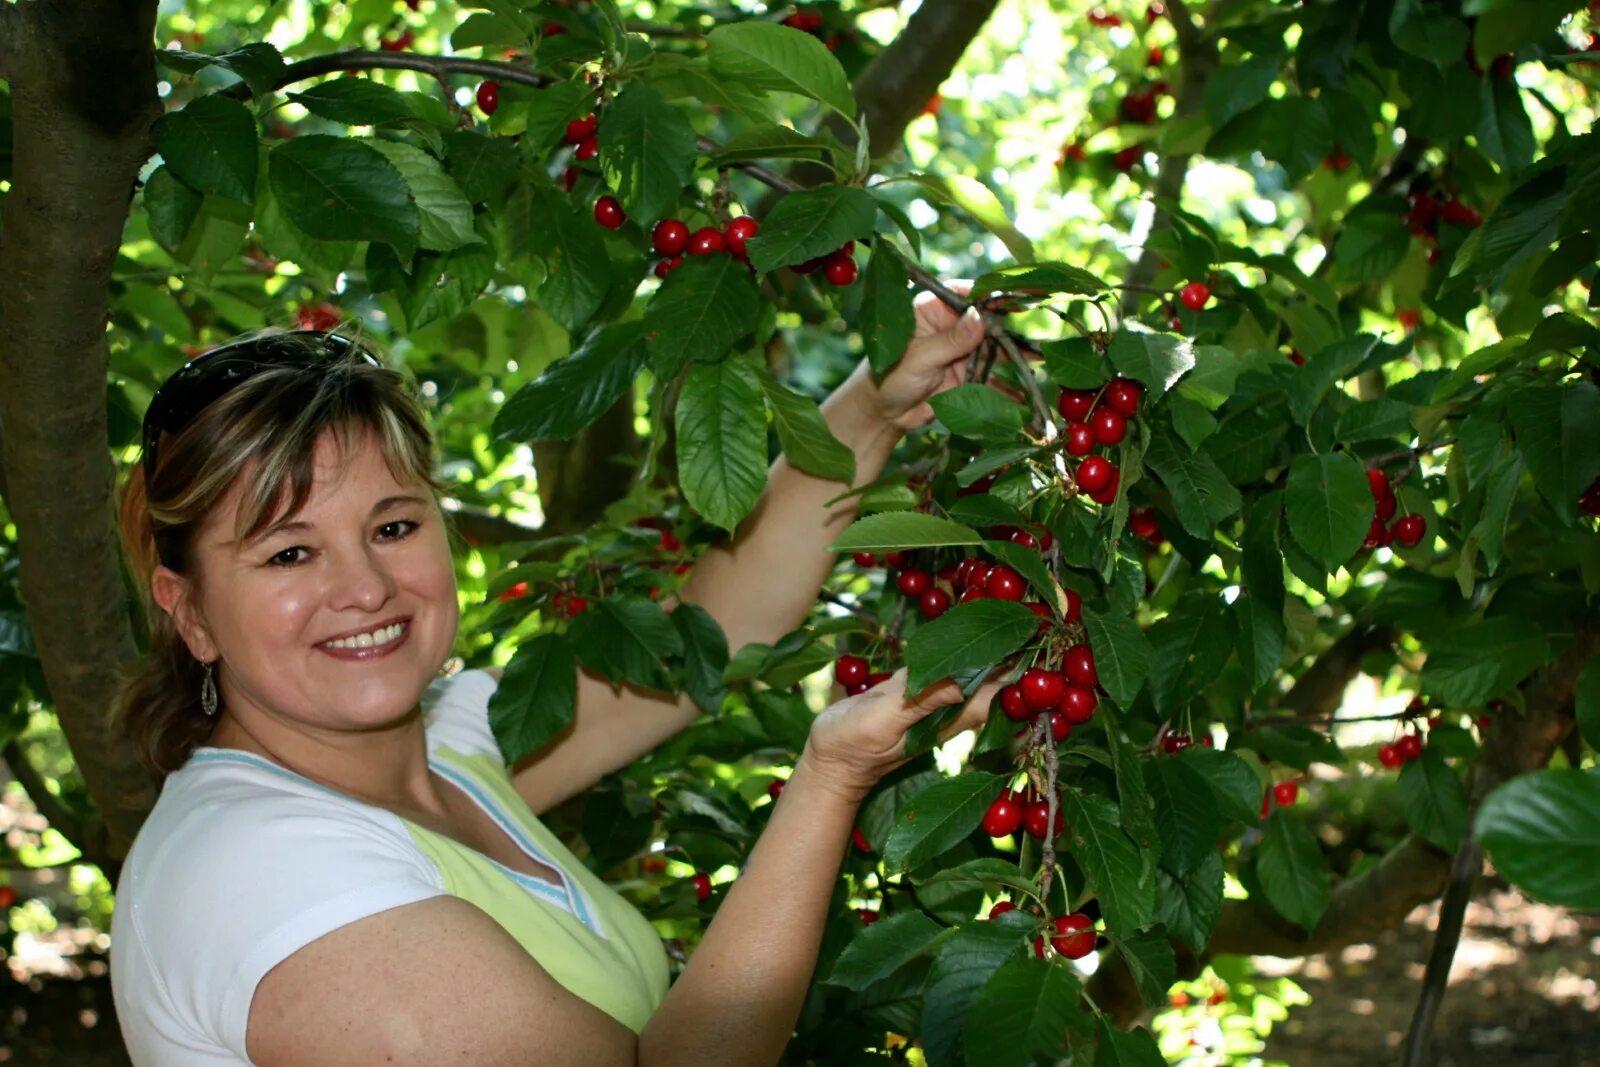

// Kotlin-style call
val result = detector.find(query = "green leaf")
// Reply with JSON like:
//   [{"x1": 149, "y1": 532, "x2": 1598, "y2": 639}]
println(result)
[
  {"x1": 1103, "y1": 719, "x2": 1159, "y2": 848},
  {"x1": 1081, "y1": 607, "x2": 1154, "y2": 709},
  {"x1": 965, "y1": 959, "x2": 1086, "y2": 1067},
  {"x1": 1477, "y1": 770, "x2": 1600, "y2": 908},
  {"x1": 1477, "y1": 72, "x2": 1535, "y2": 170},
  {"x1": 288, "y1": 79, "x2": 417, "y2": 125},
  {"x1": 527, "y1": 185, "x2": 613, "y2": 332},
  {"x1": 970, "y1": 262, "x2": 1105, "y2": 299},
  {"x1": 487, "y1": 634, "x2": 577, "y2": 764},
  {"x1": 267, "y1": 136, "x2": 418, "y2": 249},
  {"x1": 830, "y1": 512, "x2": 982, "y2": 553},
  {"x1": 1397, "y1": 747, "x2": 1469, "y2": 850},
  {"x1": 155, "y1": 43, "x2": 286, "y2": 98},
  {"x1": 571, "y1": 596, "x2": 683, "y2": 691},
  {"x1": 861, "y1": 248, "x2": 917, "y2": 377},
  {"x1": 883, "y1": 772, "x2": 1002, "y2": 873},
  {"x1": 1506, "y1": 380, "x2": 1600, "y2": 524},
  {"x1": 1176, "y1": 344, "x2": 1241, "y2": 410},
  {"x1": 757, "y1": 371, "x2": 855, "y2": 482},
  {"x1": 154, "y1": 94, "x2": 259, "y2": 204},
  {"x1": 643, "y1": 254, "x2": 763, "y2": 379},
  {"x1": 707, "y1": 21, "x2": 855, "y2": 117},
  {"x1": 442, "y1": 130, "x2": 520, "y2": 203},
  {"x1": 1391, "y1": 0, "x2": 1471, "y2": 68},
  {"x1": 672, "y1": 603, "x2": 730, "y2": 716},
  {"x1": 1114, "y1": 927, "x2": 1177, "y2": 1009},
  {"x1": 1040, "y1": 337, "x2": 1110, "y2": 389},
  {"x1": 914, "y1": 857, "x2": 1037, "y2": 898},
  {"x1": 1157, "y1": 851, "x2": 1224, "y2": 952},
  {"x1": 1203, "y1": 53, "x2": 1278, "y2": 128},
  {"x1": 921, "y1": 916, "x2": 1033, "y2": 1067},
  {"x1": 1146, "y1": 758, "x2": 1222, "y2": 878},
  {"x1": 143, "y1": 166, "x2": 203, "y2": 253},
  {"x1": 713, "y1": 123, "x2": 832, "y2": 165},
  {"x1": 494, "y1": 322, "x2": 646, "y2": 442},
  {"x1": 916, "y1": 174, "x2": 1035, "y2": 262},
  {"x1": 1061, "y1": 791, "x2": 1155, "y2": 935},
  {"x1": 1095, "y1": 1020, "x2": 1165, "y2": 1067},
  {"x1": 1284, "y1": 452, "x2": 1371, "y2": 571},
  {"x1": 903, "y1": 599, "x2": 1037, "y2": 692},
  {"x1": 1287, "y1": 334, "x2": 1379, "y2": 424},
  {"x1": 365, "y1": 140, "x2": 481, "y2": 252},
  {"x1": 825, "y1": 912, "x2": 951, "y2": 991},
  {"x1": 398, "y1": 244, "x2": 494, "y2": 331},
  {"x1": 1257, "y1": 812, "x2": 1330, "y2": 930},
  {"x1": 676, "y1": 359, "x2": 769, "y2": 533},
  {"x1": 1420, "y1": 618, "x2": 1549, "y2": 706},
  {"x1": 929, "y1": 384, "x2": 1025, "y2": 441},
  {"x1": 1335, "y1": 398, "x2": 1415, "y2": 442},
  {"x1": 982, "y1": 541, "x2": 1060, "y2": 609},
  {"x1": 1107, "y1": 328, "x2": 1196, "y2": 400},
  {"x1": 598, "y1": 84, "x2": 699, "y2": 224},
  {"x1": 1331, "y1": 206, "x2": 1411, "y2": 284},
  {"x1": 1144, "y1": 434, "x2": 1243, "y2": 540},
  {"x1": 1474, "y1": 452, "x2": 1523, "y2": 574},
  {"x1": 1178, "y1": 747, "x2": 1263, "y2": 827},
  {"x1": 1255, "y1": 96, "x2": 1334, "y2": 182},
  {"x1": 1576, "y1": 657, "x2": 1600, "y2": 751},
  {"x1": 745, "y1": 184, "x2": 877, "y2": 274}
]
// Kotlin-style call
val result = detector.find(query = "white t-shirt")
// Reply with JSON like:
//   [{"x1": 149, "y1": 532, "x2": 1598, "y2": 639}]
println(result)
[{"x1": 109, "y1": 669, "x2": 598, "y2": 1065}]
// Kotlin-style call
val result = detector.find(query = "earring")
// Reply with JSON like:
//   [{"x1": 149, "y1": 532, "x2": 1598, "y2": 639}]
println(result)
[{"x1": 201, "y1": 661, "x2": 219, "y2": 718}]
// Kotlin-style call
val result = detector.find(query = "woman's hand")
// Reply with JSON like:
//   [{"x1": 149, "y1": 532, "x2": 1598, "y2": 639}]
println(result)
[
  {"x1": 798, "y1": 669, "x2": 1005, "y2": 803},
  {"x1": 839, "y1": 285, "x2": 989, "y2": 434}
]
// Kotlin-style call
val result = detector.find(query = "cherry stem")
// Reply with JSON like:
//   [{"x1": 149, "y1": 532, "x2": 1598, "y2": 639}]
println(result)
[
  {"x1": 993, "y1": 330, "x2": 1056, "y2": 439},
  {"x1": 1038, "y1": 715, "x2": 1060, "y2": 908},
  {"x1": 817, "y1": 588, "x2": 880, "y2": 628}
]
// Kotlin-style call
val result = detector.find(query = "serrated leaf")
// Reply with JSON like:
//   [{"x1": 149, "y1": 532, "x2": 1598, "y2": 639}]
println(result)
[
  {"x1": 289, "y1": 79, "x2": 418, "y2": 125},
  {"x1": 1040, "y1": 337, "x2": 1110, "y2": 389},
  {"x1": 707, "y1": 21, "x2": 855, "y2": 117},
  {"x1": 1257, "y1": 812, "x2": 1330, "y2": 930},
  {"x1": 1114, "y1": 927, "x2": 1177, "y2": 1009},
  {"x1": 676, "y1": 359, "x2": 768, "y2": 532},
  {"x1": 268, "y1": 135, "x2": 418, "y2": 249},
  {"x1": 527, "y1": 184, "x2": 613, "y2": 332},
  {"x1": 757, "y1": 371, "x2": 855, "y2": 482},
  {"x1": 825, "y1": 912, "x2": 951, "y2": 991},
  {"x1": 913, "y1": 857, "x2": 1037, "y2": 898},
  {"x1": 1178, "y1": 746, "x2": 1264, "y2": 827},
  {"x1": 1287, "y1": 335, "x2": 1378, "y2": 424},
  {"x1": 745, "y1": 184, "x2": 877, "y2": 273},
  {"x1": 830, "y1": 512, "x2": 982, "y2": 552},
  {"x1": 1107, "y1": 327, "x2": 1195, "y2": 400},
  {"x1": 443, "y1": 130, "x2": 520, "y2": 203},
  {"x1": 1284, "y1": 452, "x2": 1371, "y2": 571},
  {"x1": 1157, "y1": 851, "x2": 1224, "y2": 952},
  {"x1": 1144, "y1": 434, "x2": 1243, "y2": 540},
  {"x1": 571, "y1": 596, "x2": 682, "y2": 691},
  {"x1": 964, "y1": 958, "x2": 1086, "y2": 1067},
  {"x1": 644, "y1": 254, "x2": 763, "y2": 379},
  {"x1": 1061, "y1": 791, "x2": 1155, "y2": 935},
  {"x1": 493, "y1": 322, "x2": 646, "y2": 442},
  {"x1": 155, "y1": 95, "x2": 259, "y2": 204},
  {"x1": 1506, "y1": 380, "x2": 1600, "y2": 524},
  {"x1": 883, "y1": 772, "x2": 1003, "y2": 873},
  {"x1": 598, "y1": 84, "x2": 699, "y2": 224},
  {"x1": 1146, "y1": 758, "x2": 1221, "y2": 878},
  {"x1": 1476, "y1": 770, "x2": 1600, "y2": 908},
  {"x1": 921, "y1": 915, "x2": 1034, "y2": 1067},
  {"x1": 861, "y1": 248, "x2": 917, "y2": 376},
  {"x1": 1094, "y1": 1019, "x2": 1165, "y2": 1067},
  {"x1": 487, "y1": 634, "x2": 577, "y2": 764},
  {"x1": 672, "y1": 603, "x2": 730, "y2": 716},
  {"x1": 1081, "y1": 608, "x2": 1153, "y2": 708},
  {"x1": 143, "y1": 166, "x2": 202, "y2": 253},
  {"x1": 971, "y1": 262, "x2": 1105, "y2": 298},
  {"x1": 929, "y1": 384, "x2": 1025, "y2": 441},
  {"x1": 904, "y1": 600, "x2": 1039, "y2": 693},
  {"x1": 1420, "y1": 617, "x2": 1549, "y2": 706},
  {"x1": 366, "y1": 140, "x2": 481, "y2": 252},
  {"x1": 1397, "y1": 747, "x2": 1468, "y2": 850}
]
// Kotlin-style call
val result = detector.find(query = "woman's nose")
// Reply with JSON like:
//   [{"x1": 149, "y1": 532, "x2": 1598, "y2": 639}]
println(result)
[{"x1": 328, "y1": 544, "x2": 396, "y2": 611}]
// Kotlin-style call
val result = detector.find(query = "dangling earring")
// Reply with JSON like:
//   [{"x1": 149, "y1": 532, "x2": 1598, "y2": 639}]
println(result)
[{"x1": 201, "y1": 661, "x2": 219, "y2": 718}]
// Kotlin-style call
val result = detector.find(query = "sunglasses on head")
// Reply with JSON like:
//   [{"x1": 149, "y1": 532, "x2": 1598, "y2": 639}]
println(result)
[{"x1": 139, "y1": 330, "x2": 381, "y2": 483}]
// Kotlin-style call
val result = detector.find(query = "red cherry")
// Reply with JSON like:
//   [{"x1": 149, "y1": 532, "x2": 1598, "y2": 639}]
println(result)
[
  {"x1": 1059, "y1": 685, "x2": 1096, "y2": 724},
  {"x1": 896, "y1": 568, "x2": 931, "y2": 596},
  {"x1": 834, "y1": 655, "x2": 869, "y2": 687},
  {"x1": 1366, "y1": 468, "x2": 1392, "y2": 500},
  {"x1": 958, "y1": 586, "x2": 986, "y2": 603},
  {"x1": 851, "y1": 826, "x2": 873, "y2": 853},
  {"x1": 688, "y1": 227, "x2": 726, "y2": 256},
  {"x1": 768, "y1": 779, "x2": 786, "y2": 800},
  {"x1": 1272, "y1": 780, "x2": 1300, "y2": 807},
  {"x1": 1375, "y1": 492, "x2": 1397, "y2": 522},
  {"x1": 1394, "y1": 514, "x2": 1426, "y2": 548},
  {"x1": 1026, "y1": 601, "x2": 1053, "y2": 630},
  {"x1": 725, "y1": 215, "x2": 760, "y2": 259},
  {"x1": 652, "y1": 219, "x2": 689, "y2": 256},
  {"x1": 1057, "y1": 389, "x2": 1096, "y2": 422},
  {"x1": 564, "y1": 113, "x2": 598, "y2": 145},
  {"x1": 1023, "y1": 800, "x2": 1064, "y2": 839},
  {"x1": 564, "y1": 595, "x2": 589, "y2": 617},
  {"x1": 561, "y1": 164, "x2": 580, "y2": 191},
  {"x1": 988, "y1": 900, "x2": 1017, "y2": 919},
  {"x1": 966, "y1": 561, "x2": 993, "y2": 588},
  {"x1": 1049, "y1": 913, "x2": 1097, "y2": 959},
  {"x1": 985, "y1": 564, "x2": 1026, "y2": 601},
  {"x1": 1161, "y1": 731, "x2": 1192, "y2": 754},
  {"x1": 1397, "y1": 734, "x2": 1424, "y2": 761},
  {"x1": 476, "y1": 81, "x2": 501, "y2": 115},
  {"x1": 1064, "y1": 645, "x2": 1097, "y2": 688},
  {"x1": 884, "y1": 551, "x2": 910, "y2": 569},
  {"x1": 380, "y1": 29, "x2": 414, "y2": 51},
  {"x1": 1112, "y1": 146, "x2": 1143, "y2": 172},
  {"x1": 1065, "y1": 422, "x2": 1095, "y2": 456},
  {"x1": 823, "y1": 251, "x2": 859, "y2": 286},
  {"x1": 541, "y1": 21, "x2": 567, "y2": 36},
  {"x1": 858, "y1": 908, "x2": 879, "y2": 925},
  {"x1": 1009, "y1": 529, "x2": 1039, "y2": 549},
  {"x1": 1020, "y1": 668, "x2": 1067, "y2": 712},
  {"x1": 295, "y1": 303, "x2": 342, "y2": 331},
  {"x1": 1129, "y1": 507, "x2": 1160, "y2": 541},
  {"x1": 1580, "y1": 477, "x2": 1600, "y2": 517},
  {"x1": 865, "y1": 672, "x2": 891, "y2": 689},
  {"x1": 1077, "y1": 457, "x2": 1113, "y2": 493},
  {"x1": 1104, "y1": 378, "x2": 1144, "y2": 418},
  {"x1": 1363, "y1": 517, "x2": 1387, "y2": 551},
  {"x1": 594, "y1": 195, "x2": 626, "y2": 229},
  {"x1": 1062, "y1": 588, "x2": 1082, "y2": 623},
  {"x1": 851, "y1": 552, "x2": 878, "y2": 568},
  {"x1": 498, "y1": 580, "x2": 529, "y2": 602},
  {"x1": 845, "y1": 682, "x2": 868, "y2": 696},
  {"x1": 1049, "y1": 709, "x2": 1073, "y2": 742},
  {"x1": 1378, "y1": 743, "x2": 1404, "y2": 768},
  {"x1": 982, "y1": 795, "x2": 1025, "y2": 837},
  {"x1": 691, "y1": 872, "x2": 712, "y2": 901},
  {"x1": 1000, "y1": 685, "x2": 1032, "y2": 721},
  {"x1": 918, "y1": 588, "x2": 952, "y2": 620},
  {"x1": 653, "y1": 256, "x2": 683, "y2": 279},
  {"x1": 574, "y1": 135, "x2": 599, "y2": 161},
  {"x1": 1090, "y1": 407, "x2": 1127, "y2": 446},
  {"x1": 1088, "y1": 465, "x2": 1121, "y2": 505},
  {"x1": 1179, "y1": 282, "x2": 1211, "y2": 310}
]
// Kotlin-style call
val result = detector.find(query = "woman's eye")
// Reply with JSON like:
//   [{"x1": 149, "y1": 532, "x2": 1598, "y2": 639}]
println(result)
[
  {"x1": 378, "y1": 519, "x2": 420, "y2": 540},
  {"x1": 268, "y1": 547, "x2": 308, "y2": 567}
]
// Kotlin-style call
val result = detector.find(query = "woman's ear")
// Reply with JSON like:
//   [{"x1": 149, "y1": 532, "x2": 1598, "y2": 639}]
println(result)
[{"x1": 151, "y1": 565, "x2": 218, "y2": 663}]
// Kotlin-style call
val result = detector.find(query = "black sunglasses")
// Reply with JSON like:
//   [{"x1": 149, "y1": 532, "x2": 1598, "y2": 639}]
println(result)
[{"x1": 139, "y1": 330, "x2": 380, "y2": 482}]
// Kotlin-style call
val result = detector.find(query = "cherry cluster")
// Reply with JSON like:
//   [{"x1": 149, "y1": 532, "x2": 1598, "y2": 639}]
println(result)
[
  {"x1": 1378, "y1": 731, "x2": 1425, "y2": 769},
  {"x1": 789, "y1": 242, "x2": 860, "y2": 287},
  {"x1": 644, "y1": 214, "x2": 760, "y2": 277},
  {"x1": 832, "y1": 654, "x2": 891, "y2": 697},
  {"x1": 981, "y1": 786, "x2": 1064, "y2": 841},
  {"x1": 1405, "y1": 185, "x2": 1483, "y2": 264},
  {"x1": 1259, "y1": 778, "x2": 1299, "y2": 819},
  {"x1": 1154, "y1": 724, "x2": 1213, "y2": 753},
  {"x1": 779, "y1": 10, "x2": 840, "y2": 51},
  {"x1": 1055, "y1": 376, "x2": 1144, "y2": 503},
  {"x1": 1363, "y1": 469, "x2": 1426, "y2": 550}
]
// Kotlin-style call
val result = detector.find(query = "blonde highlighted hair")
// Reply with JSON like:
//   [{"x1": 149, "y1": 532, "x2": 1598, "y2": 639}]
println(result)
[{"x1": 115, "y1": 327, "x2": 444, "y2": 776}]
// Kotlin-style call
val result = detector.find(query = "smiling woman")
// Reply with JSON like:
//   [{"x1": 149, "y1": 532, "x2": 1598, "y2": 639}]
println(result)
[{"x1": 106, "y1": 312, "x2": 998, "y2": 1066}]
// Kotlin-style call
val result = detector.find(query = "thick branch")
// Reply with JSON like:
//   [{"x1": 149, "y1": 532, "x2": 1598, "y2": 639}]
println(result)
[
  {"x1": 1275, "y1": 623, "x2": 1396, "y2": 719},
  {"x1": 0, "y1": 0, "x2": 165, "y2": 860},
  {"x1": 0, "y1": 2, "x2": 22, "y2": 80}
]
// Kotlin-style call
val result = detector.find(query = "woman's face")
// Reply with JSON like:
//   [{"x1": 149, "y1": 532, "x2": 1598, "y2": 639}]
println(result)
[{"x1": 164, "y1": 428, "x2": 459, "y2": 737}]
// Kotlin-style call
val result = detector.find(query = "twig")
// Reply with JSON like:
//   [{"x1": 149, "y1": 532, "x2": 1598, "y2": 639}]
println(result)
[
  {"x1": 1401, "y1": 834, "x2": 1484, "y2": 1066},
  {"x1": 1366, "y1": 438, "x2": 1457, "y2": 469},
  {"x1": 1038, "y1": 716, "x2": 1060, "y2": 910},
  {"x1": 818, "y1": 588, "x2": 881, "y2": 628},
  {"x1": 223, "y1": 49, "x2": 559, "y2": 100},
  {"x1": 2, "y1": 740, "x2": 91, "y2": 854},
  {"x1": 1240, "y1": 710, "x2": 1427, "y2": 729},
  {"x1": 993, "y1": 330, "x2": 1055, "y2": 441}
]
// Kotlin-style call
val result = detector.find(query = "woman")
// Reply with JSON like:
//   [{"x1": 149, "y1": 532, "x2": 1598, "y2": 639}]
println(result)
[{"x1": 110, "y1": 297, "x2": 994, "y2": 1066}]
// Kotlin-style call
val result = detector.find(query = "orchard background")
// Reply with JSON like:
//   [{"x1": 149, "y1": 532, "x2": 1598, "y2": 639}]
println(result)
[{"x1": 1, "y1": 0, "x2": 1598, "y2": 1062}]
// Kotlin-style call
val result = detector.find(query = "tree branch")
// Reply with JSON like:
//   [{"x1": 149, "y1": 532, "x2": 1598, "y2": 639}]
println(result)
[
  {"x1": 0, "y1": 0, "x2": 165, "y2": 861},
  {"x1": 1401, "y1": 834, "x2": 1482, "y2": 1066},
  {"x1": 0, "y1": 2, "x2": 22, "y2": 81},
  {"x1": 1, "y1": 739, "x2": 107, "y2": 861}
]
